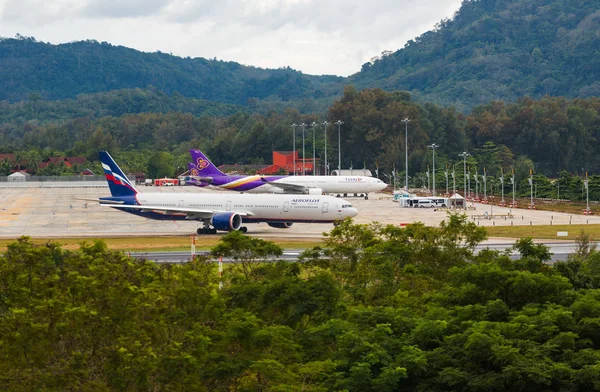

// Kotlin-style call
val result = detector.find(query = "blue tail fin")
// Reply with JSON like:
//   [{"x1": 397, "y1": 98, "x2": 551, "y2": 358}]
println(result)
[
  {"x1": 99, "y1": 151, "x2": 138, "y2": 197},
  {"x1": 189, "y1": 149, "x2": 225, "y2": 177}
]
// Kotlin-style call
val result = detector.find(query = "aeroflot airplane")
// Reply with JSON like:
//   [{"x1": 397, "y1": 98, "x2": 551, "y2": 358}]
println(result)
[
  {"x1": 187, "y1": 149, "x2": 387, "y2": 199},
  {"x1": 99, "y1": 151, "x2": 358, "y2": 234}
]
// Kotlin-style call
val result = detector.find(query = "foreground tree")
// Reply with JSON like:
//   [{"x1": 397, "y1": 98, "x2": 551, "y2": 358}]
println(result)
[
  {"x1": 3, "y1": 222, "x2": 600, "y2": 391},
  {"x1": 211, "y1": 230, "x2": 283, "y2": 281}
]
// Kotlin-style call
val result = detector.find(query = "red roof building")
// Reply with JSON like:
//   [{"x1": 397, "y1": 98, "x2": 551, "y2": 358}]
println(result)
[
  {"x1": 38, "y1": 156, "x2": 86, "y2": 169},
  {"x1": 258, "y1": 151, "x2": 318, "y2": 175},
  {"x1": 66, "y1": 156, "x2": 86, "y2": 166},
  {"x1": 0, "y1": 153, "x2": 15, "y2": 163}
]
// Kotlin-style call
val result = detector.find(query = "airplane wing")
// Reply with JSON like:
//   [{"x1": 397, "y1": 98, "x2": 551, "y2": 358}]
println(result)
[
  {"x1": 99, "y1": 203, "x2": 253, "y2": 220},
  {"x1": 187, "y1": 175, "x2": 214, "y2": 184},
  {"x1": 260, "y1": 177, "x2": 308, "y2": 194},
  {"x1": 74, "y1": 197, "x2": 121, "y2": 203}
]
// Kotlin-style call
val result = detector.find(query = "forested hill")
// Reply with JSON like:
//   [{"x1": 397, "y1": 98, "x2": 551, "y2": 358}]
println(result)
[
  {"x1": 350, "y1": 0, "x2": 600, "y2": 110},
  {"x1": 0, "y1": 37, "x2": 343, "y2": 105},
  {"x1": 1, "y1": 0, "x2": 599, "y2": 111}
]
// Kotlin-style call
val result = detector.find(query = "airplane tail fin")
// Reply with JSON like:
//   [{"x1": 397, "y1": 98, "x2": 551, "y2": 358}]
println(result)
[
  {"x1": 99, "y1": 151, "x2": 138, "y2": 197},
  {"x1": 188, "y1": 162, "x2": 199, "y2": 176},
  {"x1": 189, "y1": 149, "x2": 225, "y2": 176}
]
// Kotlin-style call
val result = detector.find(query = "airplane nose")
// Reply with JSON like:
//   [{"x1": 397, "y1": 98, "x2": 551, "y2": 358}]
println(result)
[{"x1": 345, "y1": 207, "x2": 359, "y2": 218}]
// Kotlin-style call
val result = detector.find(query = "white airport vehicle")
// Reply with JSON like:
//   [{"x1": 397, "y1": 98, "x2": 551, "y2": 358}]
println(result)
[{"x1": 399, "y1": 196, "x2": 449, "y2": 208}]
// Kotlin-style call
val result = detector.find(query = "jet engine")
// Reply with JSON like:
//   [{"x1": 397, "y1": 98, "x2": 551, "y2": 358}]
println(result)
[
  {"x1": 212, "y1": 212, "x2": 242, "y2": 231},
  {"x1": 267, "y1": 222, "x2": 294, "y2": 229}
]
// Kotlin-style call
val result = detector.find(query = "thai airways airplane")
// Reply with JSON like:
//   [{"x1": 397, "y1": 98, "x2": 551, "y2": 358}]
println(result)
[
  {"x1": 187, "y1": 149, "x2": 387, "y2": 199},
  {"x1": 99, "y1": 151, "x2": 358, "y2": 234}
]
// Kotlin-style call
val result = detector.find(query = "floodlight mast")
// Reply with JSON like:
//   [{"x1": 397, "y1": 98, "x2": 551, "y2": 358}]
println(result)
[
  {"x1": 428, "y1": 143, "x2": 439, "y2": 196},
  {"x1": 291, "y1": 123, "x2": 298, "y2": 175},
  {"x1": 402, "y1": 118, "x2": 410, "y2": 191},
  {"x1": 335, "y1": 120, "x2": 343, "y2": 173},
  {"x1": 311, "y1": 122, "x2": 317, "y2": 175},
  {"x1": 458, "y1": 151, "x2": 470, "y2": 205},
  {"x1": 322, "y1": 121, "x2": 329, "y2": 175},
  {"x1": 301, "y1": 123, "x2": 306, "y2": 175}
]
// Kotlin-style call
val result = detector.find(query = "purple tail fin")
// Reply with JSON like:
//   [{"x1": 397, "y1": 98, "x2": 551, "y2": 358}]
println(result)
[
  {"x1": 185, "y1": 162, "x2": 208, "y2": 187},
  {"x1": 187, "y1": 162, "x2": 199, "y2": 176},
  {"x1": 189, "y1": 149, "x2": 225, "y2": 176}
]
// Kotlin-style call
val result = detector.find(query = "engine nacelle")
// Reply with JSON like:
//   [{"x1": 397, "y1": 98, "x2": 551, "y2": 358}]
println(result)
[
  {"x1": 267, "y1": 222, "x2": 294, "y2": 229},
  {"x1": 212, "y1": 212, "x2": 242, "y2": 231},
  {"x1": 308, "y1": 188, "x2": 323, "y2": 195},
  {"x1": 270, "y1": 187, "x2": 285, "y2": 194}
]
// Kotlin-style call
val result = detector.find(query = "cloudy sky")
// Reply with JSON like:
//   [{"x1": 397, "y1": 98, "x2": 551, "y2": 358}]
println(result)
[{"x1": 0, "y1": 0, "x2": 463, "y2": 76}]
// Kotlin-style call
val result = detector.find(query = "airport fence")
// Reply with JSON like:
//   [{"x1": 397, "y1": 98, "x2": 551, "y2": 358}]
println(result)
[{"x1": 0, "y1": 175, "x2": 135, "y2": 188}]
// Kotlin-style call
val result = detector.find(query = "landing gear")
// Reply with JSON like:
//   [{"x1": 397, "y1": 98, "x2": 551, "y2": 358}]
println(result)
[
  {"x1": 364, "y1": 194, "x2": 369, "y2": 200},
  {"x1": 197, "y1": 227, "x2": 217, "y2": 235},
  {"x1": 333, "y1": 221, "x2": 341, "y2": 227},
  {"x1": 240, "y1": 226, "x2": 248, "y2": 233}
]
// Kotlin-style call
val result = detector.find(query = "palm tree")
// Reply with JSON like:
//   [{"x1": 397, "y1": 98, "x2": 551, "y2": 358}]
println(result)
[{"x1": 25, "y1": 150, "x2": 43, "y2": 174}]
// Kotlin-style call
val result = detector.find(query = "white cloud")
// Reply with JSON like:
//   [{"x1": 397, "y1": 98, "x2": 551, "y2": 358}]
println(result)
[
  {"x1": 0, "y1": 0, "x2": 463, "y2": 76},
  {"x1": 83, "y1": 0, "x2": 171, "y2": 18}
]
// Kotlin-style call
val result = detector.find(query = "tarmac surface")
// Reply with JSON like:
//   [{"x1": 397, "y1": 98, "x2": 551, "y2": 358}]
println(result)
[{"x1": 2, "y1": 183, "x2": 600, "y2": 240}]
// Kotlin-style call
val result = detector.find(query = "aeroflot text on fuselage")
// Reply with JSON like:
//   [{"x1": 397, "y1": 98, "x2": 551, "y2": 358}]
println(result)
[{"x1": 291, "y1": 198, "x2": 321, "y2": 203}]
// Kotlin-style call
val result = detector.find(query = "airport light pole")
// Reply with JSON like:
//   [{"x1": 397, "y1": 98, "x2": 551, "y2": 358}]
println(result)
[
  {"x1": 322, "y1": 121, "x2": 329, "y2": 175},
  {"x1": 428, "y1": 143, "x2": 439, "y2": 196},
  {"x1": 500, "y1": 168, "x2": 505, "y2": 205},
  {"x1": 511, "y1": 169, "x2": 516, "y2": 207},
  {"x1": 468, "y1": 169, "x2": 471, "y2": 200},
  {"x1": 335, "y1": 120, "x2": 343, "y2": 173},
  {"x1": 452, "y1": 167, "x2": 456, "y2": 208},
  {"x1": 444, "y1": 165, "x2": 449, "y2": 196},
  {"x1": 301, "y1": 123, "x2": 306, "y2": 175},
  {"x1": 459, "y1": 151, "x2": 469, "y2": 203},
  {"x1": 402, "y1": 118, "x2": 410, "y2": 191},
  {"x1": 529, "y1": 169, "x2": 534, "y2": 207},
  {"x1": 483, "y1": 167, "x2": 487, "y2": 202},
  {"x1": 291, "y1": 123, "x2": 298, "y2": 175},
  {"x1": 475, "y1": 171, "x2": 479, "y2": 201},
  {"x1": 585, "y1": 172, "x2": 590, "y2": 213},
  {"x1": 311, "y1": 122, "x2": 317, "y2": 175},
  {"x1": 452, "y1": 167, "x2": 456, "y2": 194}
]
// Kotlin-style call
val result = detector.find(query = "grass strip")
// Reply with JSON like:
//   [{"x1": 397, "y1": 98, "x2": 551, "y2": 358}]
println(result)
[
  {"x1": 486, "y1": 224, "x2": 600, "y2": 240},
  {"x1": 0, "y1": 236, "x2": 324, "y2": 252}
]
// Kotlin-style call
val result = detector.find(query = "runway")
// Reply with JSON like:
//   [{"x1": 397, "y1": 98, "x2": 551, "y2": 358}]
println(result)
[
  {"x1": 2, "y1": 183, "x2": 600, "y2": 240},
  {"x1": 130, "y1": 241, "x2": 582, "y2": 263}
]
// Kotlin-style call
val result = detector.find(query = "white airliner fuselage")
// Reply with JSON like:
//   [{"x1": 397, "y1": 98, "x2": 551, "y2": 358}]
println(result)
[
  {"x1": 127, "y1": 192, "x2": 357, "y2": 223},
  {"x1": 224, "y1": 176, "x2": 387, "y2": 195}
]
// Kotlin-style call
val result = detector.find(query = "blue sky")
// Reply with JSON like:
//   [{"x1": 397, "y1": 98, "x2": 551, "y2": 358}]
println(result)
[{"x1": 0, "y1": 0, "x2": 463, "y2": 76}]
